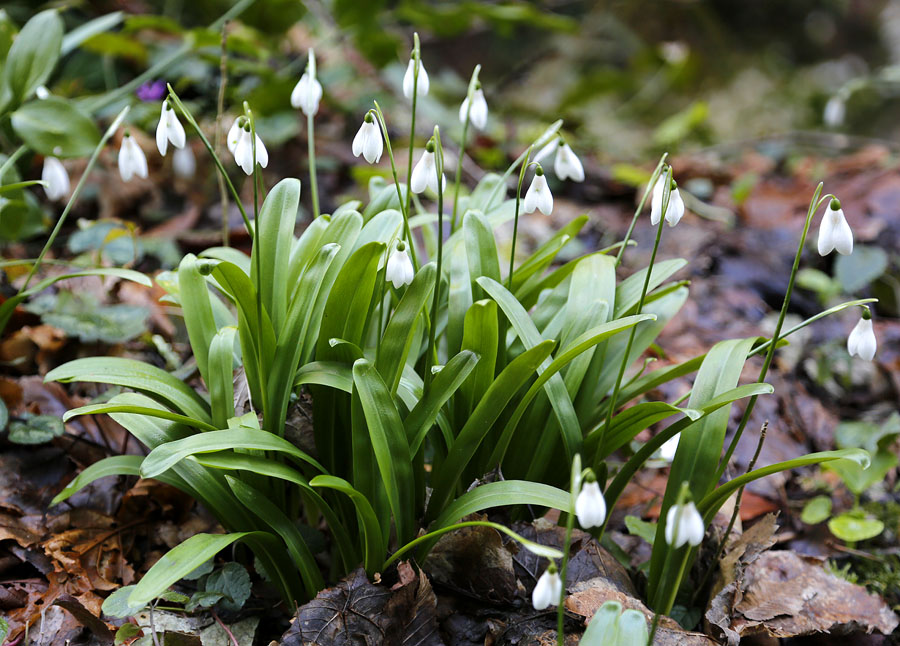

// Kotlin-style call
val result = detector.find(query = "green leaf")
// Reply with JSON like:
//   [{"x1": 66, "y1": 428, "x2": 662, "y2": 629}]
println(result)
[
  {"x1": 0, "y1": 616, "x2": 8, "y2": 645},
  {"x1": 177, "y1": 254, "x2": 218, "y2": 388},
  {"x1": 102, "y1": 585, "x2": 144, "y2": 618},
  {"x1": 25, "y1": 291, "x2": 148, "y2": 344},
  {"x1": 51, "y1": 455, "x2": 144, "y2": 506},
  {"x1": 8, "y1": 414, "x2": 63, "y2": 444},
  {"x1": 624, "y1": 516, "x2": 657, "y2": 546},
  {"x1": 580, "y1": 600, "x2": 620, "y2": 646},
  {"x1": 2, "y1": 9, "x2": 62, "y2": 108},
  {"x1": 11, "y1": 98, "x2": 101, "y2": 157},
  {"x1": 62, "y1": 12, "x2": 124, "y2": 55},
  {"x1": 615, "y1": 608, "x2": 650, "y2": 646},
  {"x1": 825, "y1": 450, "x2": 898, "y2": 496},
  {"x1": 115, "y1": 622, "x2": 141, "y2": 645},
  {"x1": 835, "y1": 245, "x2": 888, "y2": 293},
  {"x1": 63, "y1": 403, "x2": 216, "y2": 432},
  {"x1": 0, "y1": 398, "x2": 7, "y2": 431},
  {"x1": 203, "y1": 562, "x2": 251, "y2": 612},
  {"x1": 294, "y1": 361, "x2": 353, "y2": 392},
  {"x1": 800, "y1": 496, "x2": 832, "y2": 525},
  {"x1": 207, "y1": 327, "x2": 237, "y2": 428},
  {"x1": 828, "y1": 511, "x2": 884, "y2": 542}
]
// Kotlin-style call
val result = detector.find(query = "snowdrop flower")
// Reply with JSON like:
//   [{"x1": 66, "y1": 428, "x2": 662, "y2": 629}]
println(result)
[
  {"x1": 532, "y1": 565, "x2": 562, "y2": 610},
  {"x1": 155, "y1": 99, "x2": 186, "y2": 156},
  {"x1": 352, "y1": 111, "x2": 383, "y2": 164},
  {"x1": 291, "y1": 51, "x2": 323, "y2": 116},
  {"x1": 523, "y1": 166, "x2": 553, "y2": 215},
  {"x1": 575, "y1": 477, "x2": 607, "y2": 528},
  {"x1": 554, "y1": 140, "x2": 584, "y2": 182},
  {"x1": 233, "y1": 125, "x2": 269, "y2": 176},
  {"x1": 35, "y1": 85, "x2": 50, "y2": 100},
  {"x1": 118, "y1": 132, "x2": 148, "y2": 181},
  {"x1": 410, "y1": 143, "x2": 445, "y2": 194},
  {"x1": 824, "y1": 95, "x2": 846, "y2": 128},
  {"x1": 847, "y1": 310, "x2": 877, "y2": 361},
  {"x1": 459, "y1": 83, "x2": 488, "y2": 130},
  {"x1": 173, "y1": 145, "x2": 196, "y2": 178},
  {"x1": 817, "y1": 198, "x2": 853, "y2": 256},
  {"x1": 41, "y1": 157, "x2": 69, "y2": 201},
  {"x1": 403, "y1": 57, "x2": 429, "y2": 99},
  {"x1": 650, "y1": 175, "x2": 685, "y2": 227},
  {"x1": 227, "y1": 117, "x2": 244, "y2": 155},
  {"x1": 659, "y1": 435, "x2": 679, "y2": 462},
  {"x1": 385, "y1": 241, "x2": 414, "y2": 289},
  {"x1": 665, "y1": 501, "x2": 704, "y2": 548}
]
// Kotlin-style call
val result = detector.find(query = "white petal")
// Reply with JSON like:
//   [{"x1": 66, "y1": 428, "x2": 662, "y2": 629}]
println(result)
[
  {"x1": 849, "y1": 318, "x2": 876, "y2": 360},
  {"x1": 532, "y1": 570, "x2": 560, "y2": 610},
  {"x1": 386, "y1": 248, "x2": 414, "y2": 288},
  {"x1": 459, "y1": 96, "x2": 470, "y2": 125},
  {"x1": 35, "y1": 85, "x2": 50, "y2": 100},
  {"x1": 290, "y1": 74, "x2": 308, "y2": 110},
  {"x1": 824, "y1": 96, "x2": 845, "y2": 127},
  {"x1": 410, "y1": 151, "x2": 433, "y2": 194},
  {"x1": 227, "y1": 118, "x2": 242, "y2": 154},
  {"x1": 254, "y1": 135, "x2": 269, "y2": 168},
  {"x1": 352, "y1": 122, "x2": 367, "y2": 158},
  {"x1": 131, "y1": 139, "x2": 148, "y2": 178},
  {"x1": 156, "y1": 104, "x2": 169, "y2": 156},
  {"x1": 173, "y1": 146, "x2": 196, "y2": 178},
  {"x1": 831, "y1": 209, "x2": 853, "y2": 255},
  {"x1": 470, "y1": 90, "x2": 488, "y2": 130},
  {"x1": 818, "y1": 210, "x2": 838, "y2": 256},
  {"x1": 575, "y1": 481, "x2": 606, "y2": 528},
  {"x1": 659, "y1": 434, "x2": 679, "y2": 461},
  {"x1": 665, "y1": 188, "x2": 685, "y2": 227},
  {"x1": 166, "y1": 109, "x2": 186, "y2": 149},
  {"x1": 234, "y1": 130, "x2": 254, "y2": 175},
  {"x1": 42, "y1": 157, "x2": 69, "y2": 201},
  {"x1": 650, "y1": 177, "x2": 663, "y2": 225},
  {"x1": 403, "y1": 59, "x2": 429, "y2": 98},
  {"x1": 362, "y1": 124, "x2": 383, "y2": 163},
  {"x1": 554, "y1": 143, "x2": 584, "y2": 182},
  {"x1": 682, "y1": 503, "x2": 705, "y2": 546},
  {"x1": 524, "y1": 174, "x2": 552, "y2": 215}
]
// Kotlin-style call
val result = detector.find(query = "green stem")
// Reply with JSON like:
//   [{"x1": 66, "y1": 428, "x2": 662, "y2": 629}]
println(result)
[
  {"x1": 405, "y1": 35, "x2": 421, "y2": 240},
  {"x1": 451, "y1": 65, "x2": 480, "y2": 232},
  {"x1": 715, "y1": 183, "x2": 829, "y2": 480},
  {"x1": 556, "y1": 509, "x2": 575, "y2": 646},
  {"x1": 0, "y1": 145, "x2": 27, "y2": 182},
  {"x1": 215, "y1": 23, "x2": 230, "y2": 247},
  {"x1": 616, "y1": 153, "x2": 668, "y2": 267},
  {"x1": 507, "y1": 149, "x2": 533, "y2": 290},
  {"x1": 307, "y1": 109, "x2": 319, "y2": 218},
  {"x1": 424, "y1": 128, "x2": 444, "y2": 393}
]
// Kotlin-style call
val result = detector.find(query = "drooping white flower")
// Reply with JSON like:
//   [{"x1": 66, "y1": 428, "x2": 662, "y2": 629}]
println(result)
[
  {"x1": 523, "y1": 168, "x2": 553, "y2": 215},
  {"x1": 227, "y1": 117, "x2": 244, "y2": 154},
  {"x1": 650, "y1": 175, "x2": 685, "y2": 227},
  {"x1": 233, "y1": 125, "x2": 269, "y2": 176},
  {"x1": 155, "y1": 100, "x2": 186, "y2": 156},
  {"x1": 352, "y1": 112, "x2": 383, "y2": 164},
  {"x1": 173, "y1": 145, "x2": 196, "y2": 178},
  {"x1": 824, "y1": 96, "x2": 846, "y2": 128},
  {"x1": 291, "y1": 50, "x2": 323, "y2": 116},
  {"x1": 410, "y1": 147, "x2": 446, "y2": 194},
  {"x1": 386, "y1": 242, "x2": 414, "y2": 289},
  {"x1": 460, "y1": 86, "x2": 488, "y2": 130},
  {"x1": 575, "y1": 479, "x2": 607, "y2": 528},
  {"x1": 664, "y1": 501, "x2": 704, "y2": 548},
  {"x1": 532, "y1": 566, "x2": 562, "y2": 610},
  {"x1": 660, "y1": 435, "x2": 679, "y2": 462},
  {"x1": 35, "y1": 85, "x2": 50, "y2": 100},
  {"x1": 402, "y1": 57, "x2": 429, "y2": 99},
  {"x1": 847, "y1": 314, "x2": 877, "y2": 361},
  {"x1": 554, "y1": 141, "x2": 584, "y2": 182},
  {"x1": 817, "y1": 199, "x2": 853, "y2": 256},
  {"x1": 118, "y1": 133, "x2": 148, "y2": 182},
  {"x1": 41, "y1": 157, "x2": 69, "y2": 201}
]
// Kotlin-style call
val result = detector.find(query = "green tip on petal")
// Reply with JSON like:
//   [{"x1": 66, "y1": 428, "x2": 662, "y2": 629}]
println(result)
[
  {"x1": 862, "y1": 305, "x2": 872, "y2": 320},
  {"x1": 535, "y1": 164, "x2": 544, "y2": 176},
  {"x1": 830, "y1": 197, "x2": 842, "y2": 210},
  {"x1": 425, "y1": 140, "x2": 435, "y2": 153}
]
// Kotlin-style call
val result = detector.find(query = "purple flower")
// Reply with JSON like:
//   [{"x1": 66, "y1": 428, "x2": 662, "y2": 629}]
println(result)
[{"x1": 136, "y1": 80, "x2": 166, "y2": 102}]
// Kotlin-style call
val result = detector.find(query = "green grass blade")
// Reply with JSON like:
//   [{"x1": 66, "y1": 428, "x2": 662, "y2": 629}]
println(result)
[
  {"x1": 207, "y1": 327, "x2": 237, "y2": 428},
  {"x1": 310, "y1": 475, "x2": 383, "y2": 576}
]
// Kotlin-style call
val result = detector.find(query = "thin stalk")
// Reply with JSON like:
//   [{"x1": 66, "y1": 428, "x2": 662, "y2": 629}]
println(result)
[
  {"x1": 372, "y1": 102, "x2": 418, "y2": 269},
  {"x1": 404, "y1": 34, "x2": 421, "y2": 236},
  {"x1": 20, "y1": 107, "x2": 130, "y2": 293},
  {"x1": 596, "y1": 168, "x2": 673, "y2": 478},
  {"x1": 507, "y1": 148, "x2": 533, "y2": 290},
  {"x1": 556, "y1": 513, "x2": 575, "y2": 646},
  {"x1": 424, "y1": 128, "x2": 444, "y2": 392},
  {"x1": 616, "y1": 153, "x2": 668, "y2": 267},
  {"x1": 215, "y1": 23, "x2": 230, "y2": 246},
  {"x1": 0, "y1": 145, "x2": 27, "y2": 181},
  {"x1": 306, "y1": 51, "x2": 320, "y2": 218},
  {"x1": 715, "y1": 184, "x2": 830, "y2": 480},
  {"x1": 375, "y1": 248, "x2": 389, "y2": 365},
  {"x1": 483, "y1": 120, "x2": 562, "y2": 210},
  {"x1": 451, "y1": 65, "x2": 481, "y2": 231}
]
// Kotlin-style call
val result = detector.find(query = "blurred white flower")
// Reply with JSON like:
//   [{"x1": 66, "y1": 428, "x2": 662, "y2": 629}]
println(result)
[
  {"x1": 155, "y1": 100, "x2": 186, "y2": 156},
  {"x1": 665, "y1": 501, "x2": 704, "y2": 548},
  {"x1": 233, "y1": 126, "x2": 269, "y2": 175},
  {"x1": 118, "y1": 133, "x2": 148, "y2": 181},
  {"x1": 650, "y1": 176, "x2": 685, "y2": 227},
  {"x1": 817, "y1": 199, "x2": 853, "y2": 256},
  {"x1": 554, "y1": 142, "x2": 584, "y2": 182},
  {"x1": 173, "y1": 145, "x2": 196, "y2": 178},
  {"x1": 460, "y1": 86, "x2": 488, "y2": 130},
  {"x1": 403, "y1": 57, "x2": 429, "y2": 99},
  {"x1": 523, "y1": 168, "x2": 553, "y2": 215},
  {"x1": 41, "y1": 156, "x2": 69, "y2": 201},
  {"x1": 385, "y1": 243, "x2": 414, "y2": 289},
  {"x1": 659, "y1": 435, "x2": 679, "y2": 462},
  {"x1": 410, "y1": 147, "x2": 445, "y2": 194},
  {"x1": 824, "y1": 96, "x2": 846, "y2": 128},
  {"x1": 847, "y1": 314, "x2": 876, "y2": 361},
  {"x1": 352, "y1": 112, "x2": 383, "y2": 164},
  {"x1": 35, "y1": 85, "x2": 50, "y2": 100},
  {"x1": 575, "y1": 479, "x2": 606, "y2": 528},
  {"x1": 532, "y1": 566, "x2": 562, "y2": 610},
  {"x1": 291, "y1": 50, "x2": 323, "y2": 116}
]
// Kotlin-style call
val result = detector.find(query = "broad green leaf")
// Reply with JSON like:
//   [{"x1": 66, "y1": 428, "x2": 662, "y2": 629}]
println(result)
[
  {"x1": 63, "y1": 403, "x2": 216, "y2": 432},
  {"x1": 177, "y1": 254, "x2": 218, "y2": 388},
  {"x1": 310, "y1": 474, "x2": 382, "y2": 576},
  {"x1": 825, "y1": 450, "x2": 898, "y2": 496},
  {"x1": 294, "y1": 361, "x2": 352, "y2": 392},
  {"x1": 207, "y1": 327, "x2": 237, "y2": 428},
  {"x1": 2, "y1": 9, "x2": 62, "y2": 108},
  {"x1": 51, "y1": 455, "x2": 143, "y2": 505},
  {"x1": 458, "y1": 299, "x2": 498, "y2": 420},
  {"x1": 463, "y1": 210, "x2": 501, "y2": 302},
  {"x1": 8, "y1": 414, "x2": 63, "y2": 444},
  {"x1": 835, "y1": 245, "x2": 888, "y2": 293},
  {"x1": 800, "y1": 496, "x2": 832, "y2": 525},
  {"x1": 615, "y1": 609, "x2": 650, "y2": 646},
  {"x1": 103, "y1": 585, "x2": 144, "y2": 618},
  {"x1": 203, "y1": 562, "x2": 251, "y2": 612},
  {"x1": 624, "y1": 516, "x2": 657, "y2": 546},
  {"x1": 828, "y1": 512, "x2": 884, "y2": 542},
  {"x1": 580, "y1": 600, "x2": 620, "y2": 646},
  {"x1": 614, "y1": 258, "x2": 687, "y2": 318},
  {"x1": 62, "y1": 12, "x2": 124, "y2": 55},
  {"x1": 11, "y1": 97, "x2": 100, "y2": 157}
]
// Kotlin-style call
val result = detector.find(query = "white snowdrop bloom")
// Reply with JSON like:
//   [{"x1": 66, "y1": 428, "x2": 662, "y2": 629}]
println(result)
[
  {"x1": 523, "y1": 168, "x2": 553, "y2": 215},
  {"x1": 460, "y1": 86, "x2": 488, "y2": 130},
  {"x1": 665, "y1": 501, "x2": 705, "y2": 548},
  {"x1": 402, "y1": 57, "x2": 429, "y2": 99},
  {"x1": 824, "y1": 96, "x2": 846, "y2": 128},
  {"x1": 650, "y1": 176, "x2": 685, "y2": 227},
  {"x1": 233, "y1": 126, "x2": 269, "y2": 176},
  {"x1": 385, "y1": 243, "x2": 414, "y2": 289},
  {"x1": 532, "y1": 566, "x2": 562, "y2": 610},
  {"x1": 352, "y1": 112, "x2": 383, "y2": 164},
  {"x1": 817, "y1": 199, "x2": 853, "y2": 256},
  {"x1": 575, "y1": 479, "x2": 607, "y2": 528},
  {"x1": 410, "y1": 147, "x2": 446, "y2": 194},
  {"x1": 35, "y1": 85, "x2": 50, "y2": 100},
  {"x1": 554, "y1": 141, "x2": 584, "y2": 182},
  {"x1": 41, "y1": 156, "x2": 69, "y2": 201},
  {"x1": 227, "y1": 117, "x2": 244, "y2": 155},
  {"x1": 155, "y1": 100, "x2": 186, "y2": 156},
  {"x1": 847, "y1": 314, "x2": 877, "y2": 361},
  {"x1": 173, "y1": 145, "x2": 196, "y2": 178},
  {"x1": 659, "y1": 435, "x2": 679, "y2": 462},
  {"x1": 118, "y1": 133, "x2": 148, "y2": 182},
  {"x1": 291, "y1": 51, "x2": 323, "y2": 116}
]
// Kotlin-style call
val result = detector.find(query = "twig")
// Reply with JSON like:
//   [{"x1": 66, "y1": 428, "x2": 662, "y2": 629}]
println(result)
[
  {"x1": 148, "y1": 601, "x2": 163, "y2": 646},
  {"x1": 212, "y1": 609, "x2": 241, "y2": 646}
]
